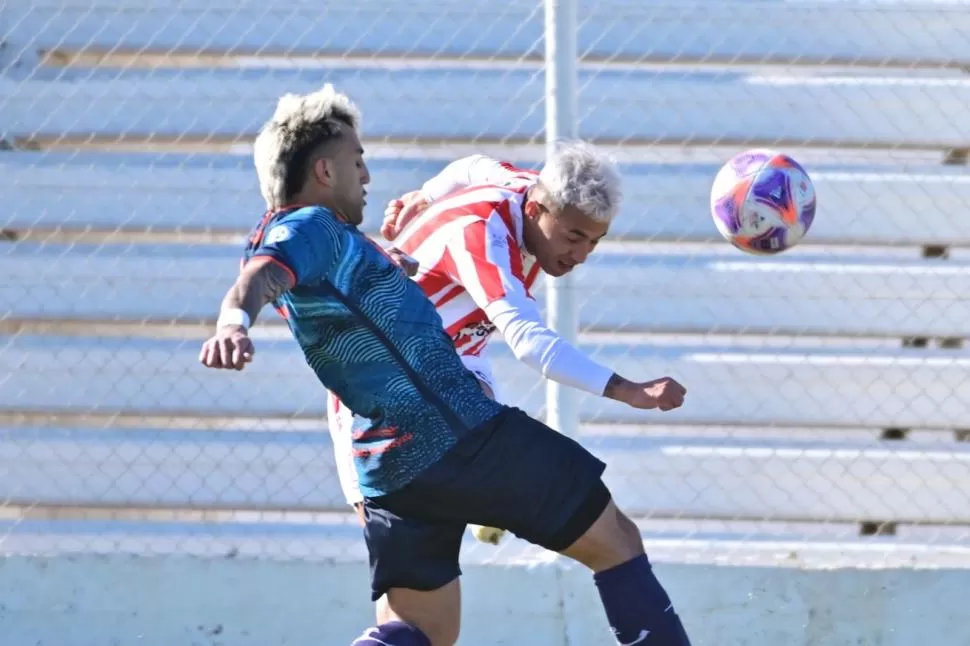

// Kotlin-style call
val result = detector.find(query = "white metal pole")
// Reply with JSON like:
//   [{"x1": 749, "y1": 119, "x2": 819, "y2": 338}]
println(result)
[{"x1": 544, "y1": 0, "x2": 579, "y2": 437}]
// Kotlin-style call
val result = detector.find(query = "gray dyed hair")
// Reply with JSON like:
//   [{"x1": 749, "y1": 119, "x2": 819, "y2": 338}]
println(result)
[
  {"x1": 538, "y1": 140, "x2": 622, "y2": 223},
  {"x1": 253, "y1": 83, "x2": 362, "y2": 209}
]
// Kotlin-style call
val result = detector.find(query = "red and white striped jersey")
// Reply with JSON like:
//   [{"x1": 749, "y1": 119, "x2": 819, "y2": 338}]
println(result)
[
  {"x1": 393, "y1": 162, "x2": 541, "y2": 358},
  {"x1": 326, "y1": 155, "x2": 618, "y2": 506}
]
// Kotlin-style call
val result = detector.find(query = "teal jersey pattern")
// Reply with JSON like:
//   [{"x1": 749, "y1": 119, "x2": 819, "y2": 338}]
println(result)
[{"x1": 244, "y1": 205, "x2": 504, "y2": 497}]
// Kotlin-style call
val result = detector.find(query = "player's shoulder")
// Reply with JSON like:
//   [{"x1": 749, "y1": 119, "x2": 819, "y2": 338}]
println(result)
[
  {"x1": 439, "y1": 178, "x2": 531, "y2": 234},
  {"x1": 266, "y1": 205, "x2": 345, "y2": 237},
  {"x1": 496, "y1": 160, "x2": 540, "y2": 178},
  {"x1": 438, "y1": 179, "x2": 533, "y2": 212},
  {"x1": 400, "y1": 175, "x2": 532, "y2": 249},
  {"x1": 274, "y1": 204, "x2": 341, "y2": 225}
]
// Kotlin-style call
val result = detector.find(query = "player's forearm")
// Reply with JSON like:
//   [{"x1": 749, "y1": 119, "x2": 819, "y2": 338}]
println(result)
[
  {"x1": 485, "y1": 299, "x2": 614, "y2": 396},
  {"x1": 420, "y1": 155, "x2": 481, "y2": 201},
  {"x1": 421, "y1": 154, "x2": 513, "y2": 201},
  {"x1": 603, "y1": 373, "x2": 638, "y2": 402},
  {"x1": 218, "y1": 258, "x2": 294, "y2": 329}
]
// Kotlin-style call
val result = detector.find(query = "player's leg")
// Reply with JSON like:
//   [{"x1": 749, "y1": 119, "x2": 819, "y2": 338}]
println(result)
[
  {"x1": 560, "y1": 501, "x2": 691, "y2": 645},
  {"x1": 457, "y1": 355, "x2": 507, "y2": 545},
  {"x1": 326, "y1": 392, "x2": 367, "y2": 520},
  {"x1": 328, "y1": 393, "x2": 462, "y2": 643},
  {"x1": 359, "y1": 501, "x2": 465, "y2": 646},
  {"x1": 375, "y1": 579, "x2": 461, "y2": 646},
  {"x1": 372, "y1": 578, "x2": 461, "y2": 644},
  {"x1": 329, "y1": 394, "x2": 448, "y2": 638},
  {"x1": 499, "y1": 410, "x2": 691, "y2": 645},
  {"x1": 494, "y1": 410, "x2": 690, "y2": 645},
  {"x1": 371, "y1": 406, "x2": 691, "y2": 645},
  {"x1": 351, "y1": 621, "x2": 432, "y2": 646}
]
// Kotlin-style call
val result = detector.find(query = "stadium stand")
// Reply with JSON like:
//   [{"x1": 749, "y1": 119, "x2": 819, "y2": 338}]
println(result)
[{"x1": 3, "y1": 0, "x2": 970, "y2": 560}]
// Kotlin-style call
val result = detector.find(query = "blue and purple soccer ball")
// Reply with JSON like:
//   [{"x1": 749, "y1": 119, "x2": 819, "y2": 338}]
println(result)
[{"x1": 710, "y1": 149, "x2": 817, "y2": 255}]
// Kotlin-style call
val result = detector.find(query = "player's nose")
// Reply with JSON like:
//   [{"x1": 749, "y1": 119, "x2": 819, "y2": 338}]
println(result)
[{"x1": 570, "y1": 245, "x2": 591, "y2": 264}]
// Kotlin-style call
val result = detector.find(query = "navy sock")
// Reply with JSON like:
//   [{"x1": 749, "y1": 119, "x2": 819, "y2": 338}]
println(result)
[
  {"x1": 593, "y1": 554, "x2": 691, "y2": 645},
  {"x1": 351, "y1": 621, "x2": 431, "y2": 646}
]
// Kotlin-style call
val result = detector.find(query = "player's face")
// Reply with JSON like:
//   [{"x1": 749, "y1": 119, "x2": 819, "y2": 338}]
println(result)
[
  {"x1": 329, "y1": 130, "x2": 370, "y2": 225},
  {"x1": 529, "y1": 202, "x2": 609, "y2": 277}
]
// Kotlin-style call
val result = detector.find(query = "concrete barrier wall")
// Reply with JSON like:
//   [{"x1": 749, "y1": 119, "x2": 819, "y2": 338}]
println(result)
[{"x1": 3, "y1": 554, "x2": 969, "y2": 646}]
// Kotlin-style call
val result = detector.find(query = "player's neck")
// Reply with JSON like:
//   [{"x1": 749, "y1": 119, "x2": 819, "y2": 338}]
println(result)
[
  {"x1": 289, "y1": 190, "x2": 347, "y2": 221},
  {"x1": 520, "y1": 186, "x2": 539, "y2": 256},
  {"x1": 521, "y1": 211, "x2": 539, "y2": 257}
]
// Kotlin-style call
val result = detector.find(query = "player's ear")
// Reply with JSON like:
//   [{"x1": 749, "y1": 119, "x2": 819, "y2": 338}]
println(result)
[
  {"x1": 524, "y1": 199, "x2": 540, "y2": 219},
  {"x1": 312, "y1": 158, "x2": 335, "y2": 187}
]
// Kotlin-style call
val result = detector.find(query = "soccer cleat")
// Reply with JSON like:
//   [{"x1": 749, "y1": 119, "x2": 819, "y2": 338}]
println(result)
[{"x1": 470, "y1": 524, "x2": 506, "y2": 545}]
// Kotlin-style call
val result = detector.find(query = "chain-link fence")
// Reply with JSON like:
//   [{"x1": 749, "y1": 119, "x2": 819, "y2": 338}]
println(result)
[{"x1": 3, "y1": 0, "x2": 970, "y2": 578}]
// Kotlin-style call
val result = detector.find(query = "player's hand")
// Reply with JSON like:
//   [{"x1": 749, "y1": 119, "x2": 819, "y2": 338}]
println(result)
[
  {"x1": 616, "y1": 376, "x2": 687, "y2": 411},
  {"x1": 387, "y1": 247, "x2": 419, "y2": 277},
  {"x1": 470, "y1": 524, "x2": 506, "y2": 546},
  {"x1": 198, "y1": 325, "x2": 255, "y2": 371},
  {"x1": 352, "y1": 502, "x2": 366, "y2": 528},
  {"x1": 381, "y1": 190, "x2": 430, "y2": 241}
]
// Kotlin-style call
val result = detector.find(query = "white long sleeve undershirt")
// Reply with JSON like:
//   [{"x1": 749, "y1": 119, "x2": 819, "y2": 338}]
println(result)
[
  {"x1": 420, "y1": 154, "x2": 525, "y2": 202},
  {"x1": 485, "y1": 296, "x2": 614, "y2": 396}
]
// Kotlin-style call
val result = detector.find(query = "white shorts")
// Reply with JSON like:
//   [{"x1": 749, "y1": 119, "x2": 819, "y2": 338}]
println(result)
[{"x1": 327, "y1": 354, "x2": 498, "y2": 505}]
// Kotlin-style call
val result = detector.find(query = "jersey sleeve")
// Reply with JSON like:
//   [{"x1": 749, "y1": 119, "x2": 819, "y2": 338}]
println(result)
[
  {"x1": 446, "y1": 216, "x2": 614, "y2": 396},
  {"x1": 251, "y1": 208, "x2": 343, "y2": 286},
  {"x1": 421, "y1": 155, "x2": 535, "y2": 202}
]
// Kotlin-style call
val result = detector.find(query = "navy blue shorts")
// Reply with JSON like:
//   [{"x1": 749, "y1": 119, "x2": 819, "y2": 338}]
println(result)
[{"x1": 362, "y1": 405, "x2": 611, "y2": 601}]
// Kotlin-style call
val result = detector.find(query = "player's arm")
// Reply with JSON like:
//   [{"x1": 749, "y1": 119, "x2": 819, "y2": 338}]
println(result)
[
  {"x1": 221, "y1": 257, "x2": 295, "y2": 330},
  {"x1": 448, "y1": 218, "x2": 686, "y2": 411},
  {"x1": 198, "y1": 258, "x2": 295, "y2": 370},
  {"x1": 200, "y1": 211, "x2": 339, "y2": 370},
  {"x1": 420, "y1": 154, "x2": 530, "y2": 201},
  {"x1": 326, "y1": 398, "x2": 367, "y2": 525},
  {"x1": 381, "y1": 155, "x2": 532, "y2": 240}
]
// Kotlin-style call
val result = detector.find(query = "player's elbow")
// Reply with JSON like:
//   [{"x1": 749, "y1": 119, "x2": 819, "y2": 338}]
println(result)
[
  {"x1": 232, "y1": 256, "x2": 297, "y2": 313},
  {"x1": 489, "y1": 302, "x2": 563, "y2": 375},
  {"x1": 504, "y1": 327, "x2": 561, "y2": 377}
]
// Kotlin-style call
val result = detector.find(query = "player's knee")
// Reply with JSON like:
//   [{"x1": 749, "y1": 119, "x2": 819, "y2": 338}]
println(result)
[
  {"x1": 476, "y1": 377, "x2": 495, "y2": 400},
  {"x1": 561, "y1": 498, "x2": 645, "y2": 573},
  {"x1": 384, "y1": 581, "x2": 461, "y2": 646},
  {"x1": 375, "y1": 594, "x2": 393, "y2": 625},
  {"x1": 615, "y1": 506, "x2": 644, "y2": 548}
]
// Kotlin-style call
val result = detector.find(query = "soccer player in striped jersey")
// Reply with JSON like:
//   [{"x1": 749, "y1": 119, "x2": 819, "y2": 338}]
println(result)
[
  {"x1": 331, "y1": 145, "x2": 673, "y2": 545},
  {"x1": 200, "y1": 84, "x2": 691, "y2": 646}
]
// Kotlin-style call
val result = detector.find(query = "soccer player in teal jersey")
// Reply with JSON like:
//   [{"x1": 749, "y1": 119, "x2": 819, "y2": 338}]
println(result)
[{"x1": 199, "y1": 84, "x2": 692, "y2": 646}]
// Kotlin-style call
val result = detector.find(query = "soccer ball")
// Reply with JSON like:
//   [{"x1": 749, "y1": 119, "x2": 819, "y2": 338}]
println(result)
[{"x1": 709, "y1": 149, "x2": 817, "y2": 255}]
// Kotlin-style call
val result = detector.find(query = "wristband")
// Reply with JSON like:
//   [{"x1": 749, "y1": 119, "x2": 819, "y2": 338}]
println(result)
[{"x1": 217, "y1": 307, "x2": 250, "y2": 330}]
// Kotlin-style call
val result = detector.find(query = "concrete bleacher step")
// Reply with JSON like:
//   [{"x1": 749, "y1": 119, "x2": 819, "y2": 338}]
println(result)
[
  {"x1": 6, "y1": 518, "x2": 969, "y2": 570},
  {"x1": 4, "y1": 242, "x2": 970, "y2": 338},
  {"x1": 3, "y1": 334, "x2": 970, "y2": 428},
  {"x1": 5, "y1": 153, "x2": 970, "y2": 247},
  {"x1": 10, "y1": 0, "x2": 970, "y2": 68},
  {"x1": 5, "y1": 67, "x2": 970, "y2": 150},
  {"x1": 4, "y1": 0, "x2": 970, "y2": 560},
  {"x1": 3, "y1": 424, "x2": 969, "y2": 524},
  {"x1": 0, "y1": 428, "x2": 970, "y2": 522}
]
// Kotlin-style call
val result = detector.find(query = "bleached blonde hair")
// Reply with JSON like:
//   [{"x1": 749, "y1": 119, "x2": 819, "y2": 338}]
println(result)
[
  {"x1": 538, "y1": 140, "x2": 622, "y2": 223},
  {"x1": 253, "y1": 83, "x2": 362, "y2": 209}
]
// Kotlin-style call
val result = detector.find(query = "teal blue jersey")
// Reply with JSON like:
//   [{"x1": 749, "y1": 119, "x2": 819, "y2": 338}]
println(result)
[{"x1": 244, "y1": 205, "x2": 504, "y2": 497}]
